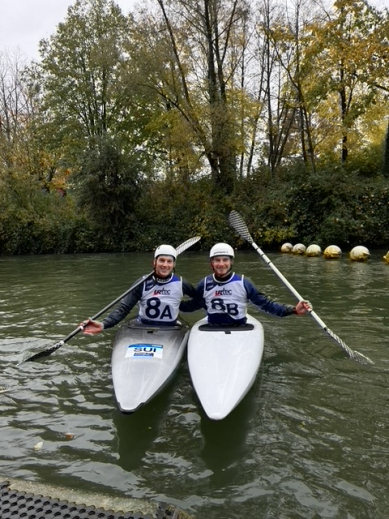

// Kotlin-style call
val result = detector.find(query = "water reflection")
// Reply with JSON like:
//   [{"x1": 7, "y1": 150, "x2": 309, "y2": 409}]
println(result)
[{"x1": 114, "y1": 383, "x2": 175, "y2": 472}]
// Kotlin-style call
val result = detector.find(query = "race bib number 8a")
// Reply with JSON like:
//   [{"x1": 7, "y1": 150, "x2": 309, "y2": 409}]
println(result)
[{"x1": 126, "y1": 343, "x2": 163, "y2": 359}]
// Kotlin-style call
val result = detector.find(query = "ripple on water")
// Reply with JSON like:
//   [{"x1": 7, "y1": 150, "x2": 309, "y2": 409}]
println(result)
[{"x1": 1, "y1": 253, "x2": 389, "y2": 518}]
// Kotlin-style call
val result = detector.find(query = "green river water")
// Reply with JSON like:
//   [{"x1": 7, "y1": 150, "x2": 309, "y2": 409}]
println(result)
[{"x1": 1, "y1": 249, "x2": 389, "y2": 518}]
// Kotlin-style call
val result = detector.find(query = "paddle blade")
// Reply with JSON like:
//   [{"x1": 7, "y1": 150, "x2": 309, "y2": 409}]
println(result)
[
  {"x1": 354, "y1": 351, "x2": 374, "y2": 365},
  {"x1": 176, "y1": 236, "x2": 201, "y2": 255},
  {"x1": 23, "y1": 341, "x2": 64, "y2": 363},
  {"x1": 324, "y1": 326, "x2": 373, "y2": 365},
  {"x1": 229, "y1": 211, "x2": 254, "y2": 244}
]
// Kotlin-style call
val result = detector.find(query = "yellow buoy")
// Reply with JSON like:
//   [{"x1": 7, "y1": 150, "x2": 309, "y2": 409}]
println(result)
[
  {"x1": 383, "y1": 251, "x2": 389, "y2": 263},
  {"x1": 281, "y1": 242, "x2": 293, "y2": 253},
  {"x1": 323, "y1": 245, "x2": 342, "y2": 259},
  {"x1": 349, "y1": 246, "x2": 370, "y2": 261},
  {"x1": 306, "y1": 244, "x2": 322, "y2": 257},
  {"x1": 292, "y1": 243, "x2": 306, "y2": 255}
]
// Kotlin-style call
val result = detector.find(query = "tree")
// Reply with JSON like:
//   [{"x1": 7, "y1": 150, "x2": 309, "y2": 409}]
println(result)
[
  {"x1": 28, "y1": 0, "x2": 155, "y2": 241},
  {"x1": 252, "y1": 0, "x2": 300, "y2": 173},
  {"x1": 128, "y1": 0, "x2": 253, "y2": 194},
  {"x1": 382, "y1": 122, "x2": 389, "y2": 177},
  {"x1": 264, "y1": 0, "x2": 324, "y2": 172},
  {"x1": 306, "y1": 0, "x2": 389, "y2": 162},
  {"x1": 36, "y1": 0, "x2": 135, "y2": 156},
  {"x1": 0, "y1": 50, "x2": 34, "y2": 170},
  {"x1": 75, "y1": 135, "x2": 142, "y2": 248}
]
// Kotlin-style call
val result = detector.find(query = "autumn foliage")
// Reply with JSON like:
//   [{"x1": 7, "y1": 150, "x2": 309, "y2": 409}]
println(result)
[{"x1": 1, "y1": 0, "x2": 389, "y2": 254}]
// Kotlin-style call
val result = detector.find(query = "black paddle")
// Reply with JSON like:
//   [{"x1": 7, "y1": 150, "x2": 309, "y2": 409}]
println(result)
[
  {"x1": 229, "y1": 210, "x2": 373, "y2": 365},
  {"x1": 22, "y1": 236, "x2": 201, "y2": 363}
]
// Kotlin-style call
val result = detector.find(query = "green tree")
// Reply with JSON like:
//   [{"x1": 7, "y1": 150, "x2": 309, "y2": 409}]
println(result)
[
  {"x1": 36, "y1": 0, "x2": 135, "y2": 157},
  {"x1": 74, "y1": 135, "x2": 143, "y2": 249}
]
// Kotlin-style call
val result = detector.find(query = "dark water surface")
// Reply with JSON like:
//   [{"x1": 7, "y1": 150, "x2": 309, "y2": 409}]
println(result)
[{"x1": 1, "y1": 250, "x2": 389, "y2": 518}]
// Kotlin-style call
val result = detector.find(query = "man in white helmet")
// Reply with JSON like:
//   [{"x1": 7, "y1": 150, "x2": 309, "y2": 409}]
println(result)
[
  {"x1": 82, "y1": 245, "x2": 196, "y2": 334},
  {"x1": 180, "y1": 242, "x2": 310, "y2": 325}
]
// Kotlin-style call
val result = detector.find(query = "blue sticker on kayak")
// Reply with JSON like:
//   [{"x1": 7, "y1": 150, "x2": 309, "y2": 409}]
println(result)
[{"x1": 126, "y1": 343, "x2": 163, "y2": 359}]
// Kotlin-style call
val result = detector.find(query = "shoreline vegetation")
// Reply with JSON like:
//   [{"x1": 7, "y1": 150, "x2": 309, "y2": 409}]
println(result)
[
  {"x1": 1, "y1": 165, "x2": 388, "y2": 256},
  {"x1": 1, "y1": 0, "x2": 389, "y2": 255}
]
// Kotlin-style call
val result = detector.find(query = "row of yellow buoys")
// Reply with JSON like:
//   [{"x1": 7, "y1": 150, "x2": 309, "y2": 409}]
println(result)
[{"x1": 281, "y1": 242, "x2": 389, "y2": 262}]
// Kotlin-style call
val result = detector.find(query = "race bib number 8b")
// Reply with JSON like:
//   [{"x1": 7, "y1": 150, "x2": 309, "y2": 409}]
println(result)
[
  {"x1": 211, "y1": 298, "x2": 239, "y2": 315},
  {"x1": 126, "y1": 343, "x2": 163, "y2": 359}
]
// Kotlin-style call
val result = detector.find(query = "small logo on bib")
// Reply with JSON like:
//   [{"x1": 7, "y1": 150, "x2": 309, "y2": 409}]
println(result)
[
  {"x1": 215, "y1": 288, "x2": 232, "y2": 296},
  {"x1": 153, "y1": 288, "x2": 171, "y2": 296}
]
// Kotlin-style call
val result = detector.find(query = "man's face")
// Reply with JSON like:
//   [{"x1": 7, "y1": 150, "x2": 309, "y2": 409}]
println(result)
[
  {"x1": 154, "y1": 255, "x2": 175, "y2": 277},
  {"x1": 211, "y1": 256, "x2": 233, "y2": 278}
]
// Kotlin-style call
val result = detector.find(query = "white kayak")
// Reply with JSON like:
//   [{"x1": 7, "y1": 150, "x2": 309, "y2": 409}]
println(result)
[
  {"x1": 187, "y1": 314, "x2": 264, "y2": 420},
  {"x1": 111, "y1": 319, "x2": 189, "y2": 413}
]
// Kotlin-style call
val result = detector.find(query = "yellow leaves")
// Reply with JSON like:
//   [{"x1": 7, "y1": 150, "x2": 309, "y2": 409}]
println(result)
[{"x1": 48, "y1": 168, "x2": 71, "y2": 192}]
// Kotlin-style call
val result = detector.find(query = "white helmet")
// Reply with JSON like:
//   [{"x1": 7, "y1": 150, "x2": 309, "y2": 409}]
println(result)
[
  {"x1": 210, "y1": 243, "x2": 235, "y2": 259},
  {"x1": 154, "y1": 244, "x2": 177, "y2": 260}
]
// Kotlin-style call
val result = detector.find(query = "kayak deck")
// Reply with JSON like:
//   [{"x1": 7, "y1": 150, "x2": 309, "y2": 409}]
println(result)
[
  {"x1": 111, "y1": 320, "x2": 189, "y2": 413},
  {"x1": 188, "y1": 315, "x2": 264, "y2": 420}
]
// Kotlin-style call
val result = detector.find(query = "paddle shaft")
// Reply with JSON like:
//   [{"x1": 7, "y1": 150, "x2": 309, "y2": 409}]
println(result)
[
  {"x1": 23, "y1": 272, "x2": 153, "y2": 362},
  {"x1": 252, "y1": 242, "x2": 330, "y2": 329},
  {"x1": 252, "y1": 242, "x2": 372, "y2": 363},
  {"x1": 63, "y1": 271, "x2": 153, "y2": 341},
  {"x1": 229, "y1": 210, "x2": 373, "y2": 365}
]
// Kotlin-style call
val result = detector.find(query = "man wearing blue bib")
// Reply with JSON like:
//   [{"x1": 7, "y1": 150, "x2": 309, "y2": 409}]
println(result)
[
  {"x1": 82, "y1": 245, "x2": 196, "y2": 335},
  {"x1": 180, "y1": 243, "x2": 310, "y2": 325}
]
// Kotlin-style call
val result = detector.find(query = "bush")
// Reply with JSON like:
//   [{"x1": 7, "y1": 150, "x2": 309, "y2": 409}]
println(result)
[{"x1": 0, "y1": 172, "x2": 92, "y2": 255}]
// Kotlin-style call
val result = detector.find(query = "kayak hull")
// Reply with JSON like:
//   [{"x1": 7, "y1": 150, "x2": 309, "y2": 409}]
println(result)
[
  {"x1": 111, "y1": 319, "x2": 189, "y2": 413},
  {"x1": 187, "y1": 315, "x2": 264, "y2": 420}
]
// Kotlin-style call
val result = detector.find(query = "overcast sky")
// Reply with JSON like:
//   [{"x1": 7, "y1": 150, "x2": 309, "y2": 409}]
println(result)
[{"x1": 1, "y1": 0, "x2": 388, "y2": 62}]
